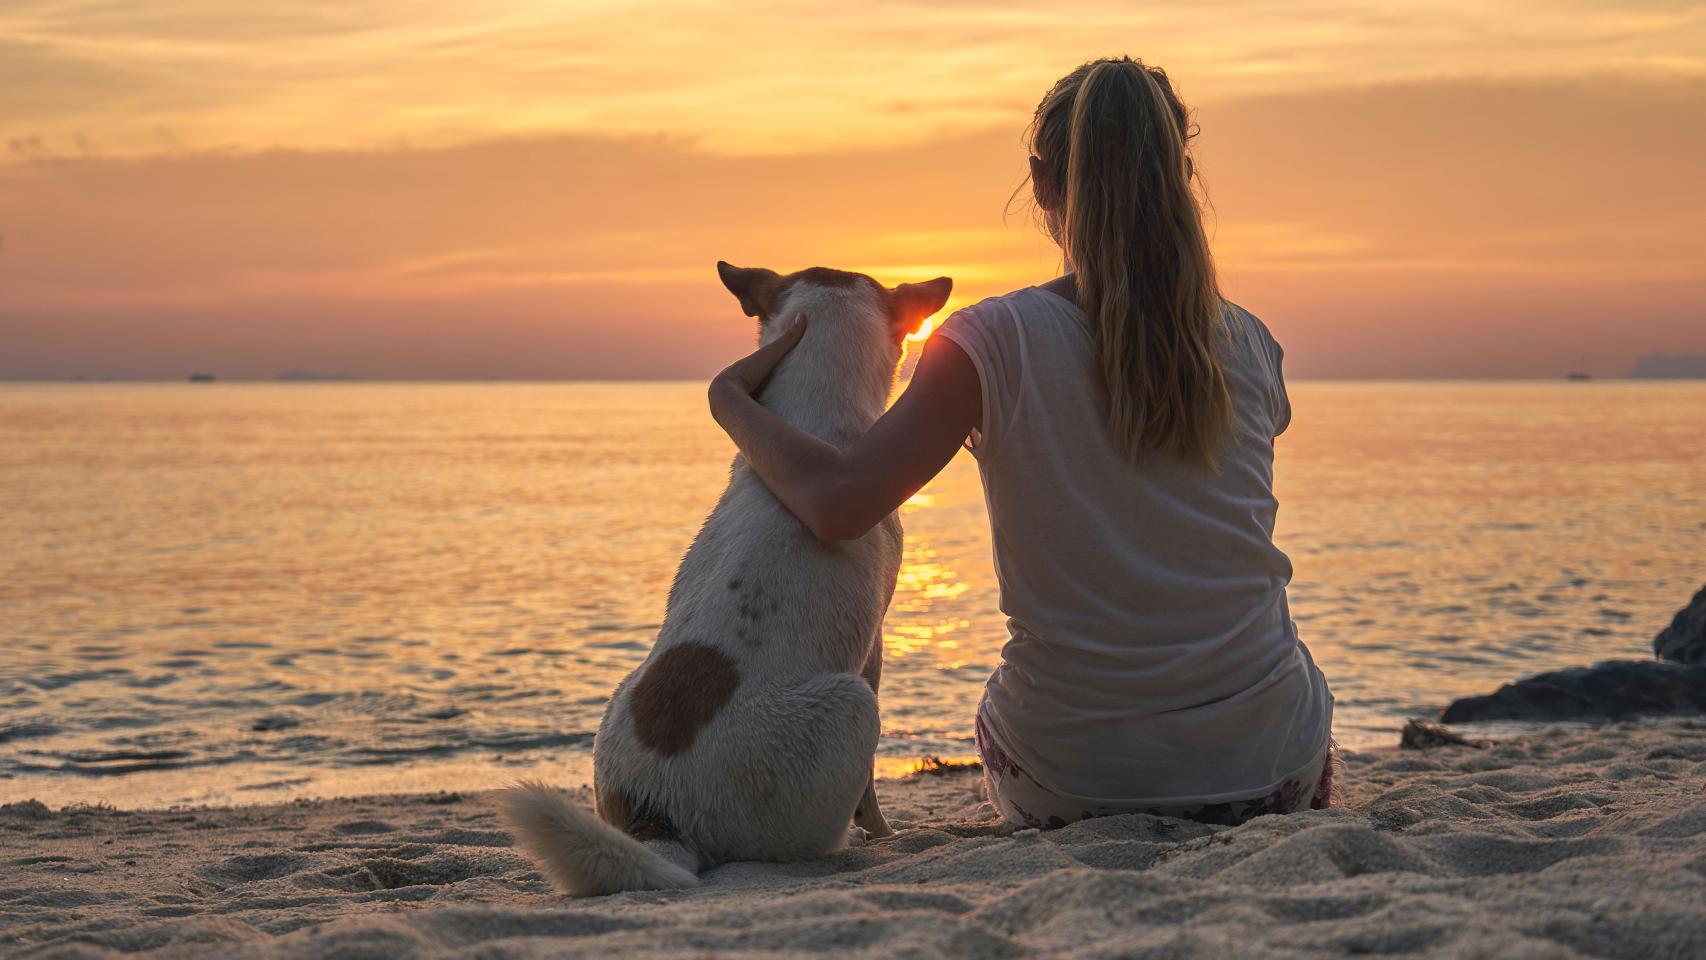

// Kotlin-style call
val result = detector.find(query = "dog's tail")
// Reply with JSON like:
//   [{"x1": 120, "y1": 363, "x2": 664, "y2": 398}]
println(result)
[{"x1": 497, "y1": 780, "x2": 699, "y2": 897}]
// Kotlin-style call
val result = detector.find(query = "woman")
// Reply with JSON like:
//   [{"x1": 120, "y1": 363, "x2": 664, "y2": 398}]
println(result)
[{"x1": 708, "y1": 57, "x2": 1334, "y2": 828}]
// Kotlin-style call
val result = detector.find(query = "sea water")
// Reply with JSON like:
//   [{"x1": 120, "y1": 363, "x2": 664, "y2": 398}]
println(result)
[{"x1": 3, "y1": 381, "x2": 1702, "y2": 807}]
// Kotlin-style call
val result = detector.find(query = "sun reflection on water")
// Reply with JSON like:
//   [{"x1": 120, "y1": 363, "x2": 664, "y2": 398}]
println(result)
[
  {"x1": 883, "y1": 531, "x2": 973, "y2": 665},
  {"x1": 8, "y1": 382, "x2": 1703, "y2": 807},
  {"x1": 872, "y1": 754, "x2": 983, "y2": 780}
]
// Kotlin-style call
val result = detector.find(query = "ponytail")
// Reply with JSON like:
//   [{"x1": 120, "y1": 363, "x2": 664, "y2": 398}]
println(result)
[{"x1": 1030, "y1": 57, "x2": 1231, "y2": 466}]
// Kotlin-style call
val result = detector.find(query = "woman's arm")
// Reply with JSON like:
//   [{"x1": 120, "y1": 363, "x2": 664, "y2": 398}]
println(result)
[{"x1": 708, "y1": 316, "x2": 981, "y2": 541}]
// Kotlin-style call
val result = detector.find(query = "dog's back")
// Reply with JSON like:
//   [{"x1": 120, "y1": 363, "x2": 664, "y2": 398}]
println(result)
[{"x1": 500, "y1": 264, "x2": 951, "y2": 895}]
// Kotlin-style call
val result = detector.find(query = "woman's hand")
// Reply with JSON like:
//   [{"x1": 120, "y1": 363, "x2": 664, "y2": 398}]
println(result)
[
  {"x1": 705, "y1": 324, "x2": 978, "y2": 541},
  {"x1": 710, "y1": 314, "x2": 807, "y2": 404}
]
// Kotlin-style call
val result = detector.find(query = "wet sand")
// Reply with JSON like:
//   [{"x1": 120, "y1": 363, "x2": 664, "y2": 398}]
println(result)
[{"x1": 5, "y1": 719, "x2": 1705, "y2": 959}]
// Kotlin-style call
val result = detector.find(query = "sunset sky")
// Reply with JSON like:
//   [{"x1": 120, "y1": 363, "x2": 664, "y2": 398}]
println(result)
[{"x1": 3, "y1": 1, "x2": 1704, "y2": 379}]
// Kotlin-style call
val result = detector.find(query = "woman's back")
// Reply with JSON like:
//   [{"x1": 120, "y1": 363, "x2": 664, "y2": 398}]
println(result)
[
  {"x1": 707, "y1": 55, "x2": 1335, "y2": 825},
  {"x1": 939, "y1": 286, "x2": 1332, "y2": 805}
]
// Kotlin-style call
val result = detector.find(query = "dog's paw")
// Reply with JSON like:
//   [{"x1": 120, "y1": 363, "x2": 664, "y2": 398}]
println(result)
[{"x1": 846, "y1": 825, "x2": 870, "y2": 847}]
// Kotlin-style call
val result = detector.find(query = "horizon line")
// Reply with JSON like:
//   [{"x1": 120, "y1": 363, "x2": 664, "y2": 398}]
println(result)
[{"x1": 4, "y1": 375, "x2": 1700, "y2": 385}]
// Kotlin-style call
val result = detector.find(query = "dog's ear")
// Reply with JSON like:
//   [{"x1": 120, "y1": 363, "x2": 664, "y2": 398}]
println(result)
[
  {"x1": 717, "y1": 261, "x2": 784, "y2": 320},
  {"x1": 890, "y1": 277, "x2": 953, "y2": 338}
]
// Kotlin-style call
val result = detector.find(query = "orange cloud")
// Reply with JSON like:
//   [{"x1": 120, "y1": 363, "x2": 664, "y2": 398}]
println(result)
[
  {"x1": 1, "y1": 13, "x2": 1703, "y2": 380},
  {"x1": 5, "y1": 1, "x2": 1705, "y2": 160}
]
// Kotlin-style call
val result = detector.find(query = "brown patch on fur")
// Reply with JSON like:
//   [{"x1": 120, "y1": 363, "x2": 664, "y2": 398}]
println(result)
[
  {"x1": 754, "y1": 266, "x2": 887, "y2": 330},
  {"x1": 785, "y1": 266, "x2": 881, "y2": 290},
  {"x1": 718, "y1": 261, "x2": 950, "y2": 340},
  {"x1": 767, "y1": 267, "x2": 884, "y2": 326},
  {"x1": 717, "y1": 262, "x2": 785, "y2": 320},
  {"x1": 630, "y1": 642, "x2": 741, "y2": 756},
  {"x1": 597, "y1": 787, "x2": 680, "y2": 842},
  {"x1": 781, "y1": 268, "x2": 950, "y2": 343},
  {"x1": 720, "y1": 261, "x2": 883, "y2": 325},
  {"x1": 735, "y1": 583, "x2": 769, "y2": 633}
]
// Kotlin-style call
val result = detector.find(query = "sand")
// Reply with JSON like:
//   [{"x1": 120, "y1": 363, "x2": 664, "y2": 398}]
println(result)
[{"x1": 5, "y1": 719, "x2": 1705, "y2": 960}]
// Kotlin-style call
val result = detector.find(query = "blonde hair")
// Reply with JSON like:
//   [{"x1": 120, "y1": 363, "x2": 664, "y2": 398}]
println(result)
[{"x1": 1029, "y1": 57, "x2": 1231, "y2": 466}]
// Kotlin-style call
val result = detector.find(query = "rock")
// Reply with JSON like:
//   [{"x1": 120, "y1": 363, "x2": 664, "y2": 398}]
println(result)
[
  {"x1": 0, "y1": 799, "x2": 54, "y2": 820},
  {"x1": 1400, "y1": 719, "x2": 1488, "y2": 749},
  {"x1": 1441, "y1": 659, "x2": 1706, "y2": 724},
  {"x1": 1654, "y1": 584, "x2": 1706, "y2": 665}
]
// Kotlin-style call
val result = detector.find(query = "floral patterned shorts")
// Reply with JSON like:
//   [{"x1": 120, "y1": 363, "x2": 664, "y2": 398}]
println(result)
[{"x1": 975, "y1": 712, "x2": 1339, "y2": 830}]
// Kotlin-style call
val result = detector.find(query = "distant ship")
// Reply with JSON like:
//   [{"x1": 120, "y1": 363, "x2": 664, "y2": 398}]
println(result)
[
  {"x1": 1565, "y1": 372, "x2": 1592, "y2": 381},
  {"x1": 188, "y1": 373, "x2": 216, "y2": 383}
]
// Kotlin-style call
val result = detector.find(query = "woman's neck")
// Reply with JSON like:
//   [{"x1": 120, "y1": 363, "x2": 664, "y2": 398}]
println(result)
[{"x1": 1039, "y1": 273, "x2": 1079, "y2": 308}]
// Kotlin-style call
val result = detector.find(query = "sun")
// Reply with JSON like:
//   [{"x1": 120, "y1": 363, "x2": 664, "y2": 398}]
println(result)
[{"x1": 904, "y1": 314, "x2": 940, "y2": 344}]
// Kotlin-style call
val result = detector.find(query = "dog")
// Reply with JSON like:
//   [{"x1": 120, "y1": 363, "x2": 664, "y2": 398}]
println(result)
[{"x1": 498, "y1": 262, "x2": 953, "y2": 896}]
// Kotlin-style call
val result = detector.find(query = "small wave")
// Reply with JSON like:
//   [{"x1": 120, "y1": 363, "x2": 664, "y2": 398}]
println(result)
[
  {"x1": 335, "y1": 732, "x2": 593, "y2": 766},
  {"x1": 285, "y1": 691, "x2": 421, "y2": 712},
  {"x1": 0, "y1": 722, "x2": 61, "y2": 743},
  {"x1": 251, "y1": 715, "x2": 302, "y2": 732},
  {"x1": 121, "y1": 674, "x2": 179, "y2": 689},
  {"x1": 236, "y1": 777, "x2": 311, "y2": 792},
  {"x1": 28, "y1": 669, "x2": 132, "y2": 691},
  {"x1": 84, "y1": 714, "x2": 164, "y2": 731},
  {"x1": 5, "y1": 748, "x2": 212, "y2": 777},
  {"x1": 63, "y1": 748, "x2": 191, "y2": 764},
  {"x1": 587, "y1": 640, "x2": 647, "y2": 651},
  {"x1": 72, "y1": 644, "x2": 124, "y2": 655}
]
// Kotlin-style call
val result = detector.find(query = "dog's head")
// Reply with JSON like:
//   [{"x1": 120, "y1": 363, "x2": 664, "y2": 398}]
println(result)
[
  {"x1": 716, "y1": 262, "x2": 952, "y2": 353},
  {"x1": 716, "y1": 262, "x2": 953, "y2": 431}
]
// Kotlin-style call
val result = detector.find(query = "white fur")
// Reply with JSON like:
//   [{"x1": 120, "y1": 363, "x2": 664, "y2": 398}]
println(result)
[
  {"x1": 500, "y1": 279, "x2": 906, "y2": 896},
  {"x1": 498, "y1": 780, "x2": 698, "y2": 896}
]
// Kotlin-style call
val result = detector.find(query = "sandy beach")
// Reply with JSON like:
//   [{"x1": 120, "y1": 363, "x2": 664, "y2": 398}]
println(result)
[{"x1": 5, "y1": 719, "x2": 1704, "y2": 959}]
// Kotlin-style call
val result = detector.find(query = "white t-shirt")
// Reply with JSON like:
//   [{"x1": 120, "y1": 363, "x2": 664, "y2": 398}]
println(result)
[{"x1": 937, "y1": 286, "x2": 1333, "y2": 806}]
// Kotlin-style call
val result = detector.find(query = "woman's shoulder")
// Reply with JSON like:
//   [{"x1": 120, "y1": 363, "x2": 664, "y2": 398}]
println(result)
[
  {"x1": 938, "y1": 285, "x2": 1095, "y2": 378},
  {"x1": 1223, "y1": 300, "x2": 1284, "y2": 356},
  {"x1": 955, "y1": 286, "x2": 1035, "y2": 316},
  {"x1": 945, "y1": 285, "x2": 1071, "y2": 331},
  {"x1": 937, "y1": 288, "x2": 1042, "y2": 358},
  {"x1": 939, "y1": 289, "x2": 1013, "y2": 337}
]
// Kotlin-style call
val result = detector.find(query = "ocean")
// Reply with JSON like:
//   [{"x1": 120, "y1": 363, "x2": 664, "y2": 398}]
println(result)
[{"x1": 3, "y1": 381, "x2": 1703, "y2": 808}]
